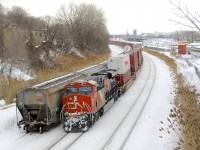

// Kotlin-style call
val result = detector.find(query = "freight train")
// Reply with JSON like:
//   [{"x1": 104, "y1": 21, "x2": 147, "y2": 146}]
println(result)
[
  {"x1": 16, "y1": 62, "x2": 107, "y2": 134},
  {"x1": 109, "y1": 40, "x2": 142, "y2": 49},
  {"x1": 60, "y1": 47, "x2": 143, "y2": 132},
  {"x1": 16, "y1": 40, "x2": 143, "y2": 133}
]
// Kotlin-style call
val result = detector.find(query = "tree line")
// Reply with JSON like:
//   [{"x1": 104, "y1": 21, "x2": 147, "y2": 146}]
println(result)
[{"x1": 0, "y1": 2, "x2": 109, "y2": 71}]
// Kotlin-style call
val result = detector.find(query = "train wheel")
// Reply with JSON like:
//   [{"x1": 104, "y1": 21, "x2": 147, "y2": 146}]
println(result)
[
  {"x1": 81, "y1": 122, "x2": 89, "y2": 132},
  {"x1": 99, "y1": 108, "x2": 104, "y2": 117},
  {"x1": 91, "y1": 113, "x2": 97, "y2": 125},
  {"x1": 118, "y1": 92, "x2": 120, "y2": 97},
  {"x1": 114, "y1": 94, "x2": 118, "y2": 102},
  {"x1": 95, "y1": 112, "x2": 100, "y2": 122},
  {"x1": 64, "y1": 127, "x2": 69, "y2": 133},
  {"x1": 64, "y1": 125, "x2": 72, "y2": 133},
  {"x1": 39, "y1": 126, "x2": 43, "y2": 134},
  {"x1": 25, "y1": 126, "x2": 29, "y2": 134}
]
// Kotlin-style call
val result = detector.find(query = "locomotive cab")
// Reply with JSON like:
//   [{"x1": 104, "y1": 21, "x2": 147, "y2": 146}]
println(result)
[
  {"x1": 61, "y1": 80, "x2": 105, "y2": 132},
  {"x1": 61, "y1": 71, "x2": 118, "y2": 132}
]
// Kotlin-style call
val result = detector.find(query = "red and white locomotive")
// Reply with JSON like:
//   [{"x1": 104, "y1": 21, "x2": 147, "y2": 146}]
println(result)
[
  {"x1": 60, "y1": 71, "x2": 118, "y2": 132},
  {"x1": 60, "y1": 45, "x2": 143, "y2": 132}
]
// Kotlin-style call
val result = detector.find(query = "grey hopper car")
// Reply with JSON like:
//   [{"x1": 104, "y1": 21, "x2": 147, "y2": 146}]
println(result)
[{"x1": 16, "y1": 86, "x2": 64, "y2": 133}]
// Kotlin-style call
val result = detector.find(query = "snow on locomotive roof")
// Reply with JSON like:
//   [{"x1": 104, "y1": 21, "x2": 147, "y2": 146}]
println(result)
[
  {"x1": 87, "y1": 80, "x2": 97, "y2": 85},
  {"x1": 68, "y1": 79, "x2": 97, "y2": 85}
]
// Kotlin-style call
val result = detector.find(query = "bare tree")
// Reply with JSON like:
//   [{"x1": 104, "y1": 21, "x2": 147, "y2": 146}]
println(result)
[
  {"x1": 0, "y1": 3, "x2": 5, "y2": 63},
  {"x1": 7, "y1": 6, "x2": 29, "y2": 28},
  {"x1": 0, "y1": 3, "x2": 5, "y2": 24},
  {"x1": 3, "y1": 28, "x2": 29, "y2": 78},
  {"x1": 42, "y1": 15, "x2": 57, "y2": 43},
  {"x1": 169, "y1": 0, "x2": 200, "y2": 31},
  {"x1": 26, "y1": 31, "x2": 45, "y2": 70},
  {"x1": 57, "y1": 3, "x2": 109, "y2": 53},
  {"x1": 50, "y1": 22, "x2": 71, "y2": 53}
]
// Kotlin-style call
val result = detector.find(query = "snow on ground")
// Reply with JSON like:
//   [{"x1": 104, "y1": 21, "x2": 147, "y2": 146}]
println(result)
[
  {"x1": 146, "y1": 38, "x2": 200, "y2": 86},
  {"x1": 123, "y1": 52, "x2": 176, "y2": 150},
  {"x1": 0, "y1": 43, "x2": 199, "y2": 150},
  {"x1": 188, "y1": 42, "x2": 200, "y2": 47},
  {"x1": 0, "y1": 62, "x2": 33, "y2": 81},
  {"x1": 143, "y1": 38, "x2": 178, "y2": 49},
  {"x1": 188, "y1": 57, "x2": 200, "y2": 71},
  {"x1": 68, "y1": 47, "x2": 86, "y2": 59},
  {"x1": 176, "y1": 59, "x2": 200, "y2": 91},
  {"x1": 8, "y1": 68, "x2": 33, "y2": 81},
  {"x1": 0, "y1": 99, "x2": 5, "y2": 106},
  {"x1": 0, "y1": 105, "x2": 16, "y2": 131}
]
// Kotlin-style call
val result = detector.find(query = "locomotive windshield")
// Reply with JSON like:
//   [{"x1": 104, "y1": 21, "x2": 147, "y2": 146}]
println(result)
[
  {"x1": 65, "y1": 87, "x2": 77, "y2": 95},
  {"x1": 65, "y1": 86, "x2": 92, "y2": 95},
  {"x1": 79, "y1": 86, "x2": 92, "y2": 95}
]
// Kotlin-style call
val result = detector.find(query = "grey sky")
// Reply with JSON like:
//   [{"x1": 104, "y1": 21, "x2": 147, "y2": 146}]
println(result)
[{"x1": 0, "y1": 0, "x2": 199, "y2": 34}]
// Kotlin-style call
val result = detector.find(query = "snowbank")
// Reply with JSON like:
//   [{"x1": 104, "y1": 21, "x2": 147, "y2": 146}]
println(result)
[
  {"x1": 0, "y1": 99, "x2": 5, "y2": 106},
  {"x1": 0, "y1": 62, "x2": 33, "y2": 81},
  {"x1": 176, "y1": 59, "x2": 200, "y2": 91},
  {"x1": 68, "y1": 47, "x2": 86, "y2": 59},
  {"x1": 0, "y1": 105, "x2": 17, "y2": 130}
]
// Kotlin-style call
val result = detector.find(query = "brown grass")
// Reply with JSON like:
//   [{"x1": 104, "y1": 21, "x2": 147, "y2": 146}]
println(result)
[
  {"x1": 144, "y1": 48, "x2": 200, "y2": 150},
  {"x1": 0, "y1": 49, "x2": 110, "y2": 104},
  {"x1": 0, "y1": 76, "x2": 31, "y2": 104}
]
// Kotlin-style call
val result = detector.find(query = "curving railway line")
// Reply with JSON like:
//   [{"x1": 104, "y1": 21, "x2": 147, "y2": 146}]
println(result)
[{"x1": 45, "y1": 54, "x2": 156, "y2": 150}]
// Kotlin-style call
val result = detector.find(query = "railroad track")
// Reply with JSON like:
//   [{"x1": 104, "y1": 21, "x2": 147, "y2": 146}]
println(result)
[
  {"x1": 48, "y1": 133, "x2": 83, "y2": 150},
  {"x1": 191, "y1": 51, "x2": 200, "y2": 58},
  {"x1": 102, "y1": 55, "x2": 156, "y2": 150},
  {"x1": 45, "y1": 54, "x2": 156, "y2": 150}
]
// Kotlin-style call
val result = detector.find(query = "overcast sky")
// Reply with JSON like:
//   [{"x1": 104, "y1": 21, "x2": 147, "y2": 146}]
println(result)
[{"x1": 0, "y1": 0, "x2": 199, "y2": 34}]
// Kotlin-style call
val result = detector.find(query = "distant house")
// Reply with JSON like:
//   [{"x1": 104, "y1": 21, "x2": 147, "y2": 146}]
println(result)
[
  {"x1": 32, "y1": 29, "x2": 55, "y2": 45},
  {"x1": 32, "y1": 29, "x2": 47, "y2": 44}
]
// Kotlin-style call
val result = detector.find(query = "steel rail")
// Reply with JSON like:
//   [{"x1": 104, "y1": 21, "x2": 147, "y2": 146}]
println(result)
[
  {"x1": 47, "y1": 55, "x2": 155, "y2": 150},
  {"x1": 101, "y1": 54, "x2": 156, "y2": 150}
]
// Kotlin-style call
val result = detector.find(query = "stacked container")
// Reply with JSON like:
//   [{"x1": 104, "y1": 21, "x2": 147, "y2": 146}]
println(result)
[
  {"x1": 123, "y1": 49, "x2": 139, "y2": 76},
  {"x1": 108, "y1": 54, "x2": 131, "y2": 87},
  {"x1": 138, "y1": 48, "x2": 143, "y2": 66}
]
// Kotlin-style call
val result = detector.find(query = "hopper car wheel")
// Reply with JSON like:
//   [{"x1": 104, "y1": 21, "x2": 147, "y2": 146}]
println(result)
[
  {"x1": 39, "y1": 126, "x2": 43, "y2": 134},
  {"x1": 114, "y1": 94, "x2": 118, "y2": 102},
  {"x1": 118, "y1": 91, "x2": 121, "y2": 97},
  {"x1": 25, "y1": 126, "x2": 29, "y2": 133}
]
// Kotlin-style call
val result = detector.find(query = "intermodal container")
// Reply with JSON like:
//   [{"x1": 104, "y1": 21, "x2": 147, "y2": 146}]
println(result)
[{"x1": 108, "y1": 54, "x2": 131, "y2": 87}]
